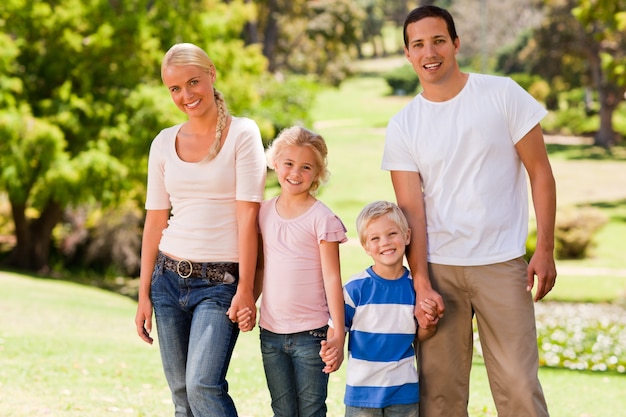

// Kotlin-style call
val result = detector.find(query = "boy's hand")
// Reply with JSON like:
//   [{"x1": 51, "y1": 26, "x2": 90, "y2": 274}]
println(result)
[{"x1": 419, "y1": 298, "x2": 439, "y2": 328}]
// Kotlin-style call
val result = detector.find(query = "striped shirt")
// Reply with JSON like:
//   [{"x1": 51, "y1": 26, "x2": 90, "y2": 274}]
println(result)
[{"x1": 342, "y1": 267, "x2": 419, "y2": 408}]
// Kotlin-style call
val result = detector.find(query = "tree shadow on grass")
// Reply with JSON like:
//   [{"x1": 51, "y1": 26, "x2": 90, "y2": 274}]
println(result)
[
  {"x1": 588, "y1": 199, "x2": 626, "y2": 222},
  {"x1": 547, "y1": 143, "x2": 626, "y2": 161}
]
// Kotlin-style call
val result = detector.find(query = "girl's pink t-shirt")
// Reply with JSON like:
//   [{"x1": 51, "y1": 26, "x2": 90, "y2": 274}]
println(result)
[{"x1": 258, "y1": 197, "x2": 347, "y2": 334}]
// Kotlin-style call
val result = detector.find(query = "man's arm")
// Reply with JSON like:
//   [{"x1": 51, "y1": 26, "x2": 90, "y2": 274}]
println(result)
[
  {"x1": 515, "y1": 124, "x2": 557, "y2": 301},
  {"x1": 391, "y1": 170, "x2": 444, "y2": 324}
]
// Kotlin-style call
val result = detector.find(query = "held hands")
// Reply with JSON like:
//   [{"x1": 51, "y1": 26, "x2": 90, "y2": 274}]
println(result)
[
  {"x1": 319, "y1": 337, "x2": 344, "y2": 374},
  {"x1": 227, "y1": 291, "x2": 257, "y2": 332},
  {"x1": 230, "y1": 306, "x2": 256, "y2": 332},
  {"x1": 418, "y1": 298, "x2": 439, "y2": 330},
  {"x1": 415, "y1": 287, "x2": 444, "y2": 328}
]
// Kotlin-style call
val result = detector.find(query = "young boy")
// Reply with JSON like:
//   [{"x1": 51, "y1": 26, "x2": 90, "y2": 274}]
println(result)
[{"x1": 321, "y1": 200, "x2": 438, "y2": 417}]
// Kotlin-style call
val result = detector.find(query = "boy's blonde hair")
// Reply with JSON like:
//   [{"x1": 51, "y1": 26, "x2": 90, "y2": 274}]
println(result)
[
  {"x1": 265, "y1": 126, "x2": 330, "y2": 194},
  {"x1": 356, "y1": 201, "x2": 409, "y2": 246},
  {"x1": 161, "y1": 43, "x2": 229, "y2": 161}
]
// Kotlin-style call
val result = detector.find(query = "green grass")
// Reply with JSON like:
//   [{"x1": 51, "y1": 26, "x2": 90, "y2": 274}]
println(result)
[{"x1": 2, "y1": 271, "x2": 626, "y2": 417}]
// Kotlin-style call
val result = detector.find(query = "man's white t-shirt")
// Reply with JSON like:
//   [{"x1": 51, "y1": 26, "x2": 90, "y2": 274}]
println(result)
[{"x1": 382, "y1": 74, "x2": 547, "y2": 266}]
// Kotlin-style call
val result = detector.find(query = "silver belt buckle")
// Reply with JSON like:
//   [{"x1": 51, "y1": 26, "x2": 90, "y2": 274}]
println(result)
[{"x1": 176, "y1": 259, "x2": 193, "y2": 278}]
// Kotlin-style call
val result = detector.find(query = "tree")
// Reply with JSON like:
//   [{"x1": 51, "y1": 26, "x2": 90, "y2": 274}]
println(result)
[
  {"x1": 253, "y1": 0, "x2": 365, "y2": 85},
  {"x1": 0, "y1": 0, "x2": 268, "y2": 271},
  {"x1": 451, "y1": 0, "x2": 542, "y2": 71},
  {"x1": 355, "y1": 0, "x2": 386, "y2": 58},
  {"x1": 500, "y1": 0, "x2": 625, "y2": 148},
  {"x1": 571, "y1": 0, "x2": 626, "y2": 147}
]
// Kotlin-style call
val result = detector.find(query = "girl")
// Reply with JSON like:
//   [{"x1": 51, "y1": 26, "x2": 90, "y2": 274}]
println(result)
[{"x1": 256, "y1": 126, "x2": 347, "y2": 417}]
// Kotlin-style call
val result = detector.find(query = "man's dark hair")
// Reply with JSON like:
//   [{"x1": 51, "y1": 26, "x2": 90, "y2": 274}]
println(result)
[{"x1": 403, "y1": 5, "x2": 458, "y2": 47}]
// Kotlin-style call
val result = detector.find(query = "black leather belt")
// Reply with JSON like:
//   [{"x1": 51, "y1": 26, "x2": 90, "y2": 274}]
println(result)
[{"x1": 157, "y1": 252, "x2": 238, "y2": 281}]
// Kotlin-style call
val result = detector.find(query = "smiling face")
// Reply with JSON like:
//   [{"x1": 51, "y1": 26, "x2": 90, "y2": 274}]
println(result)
[
  {"x1": 274, "y1": 145, "x2": 320, "y2": 196},
  {"x1": 404, "y1": 16, "x2": 460, "y2": 89},
  {"x1": 362, "y1": 214, "x2": 411, "y2": 271},
  {"x1": 162, "y1": 64, "x2": 216, "y2": 118}
]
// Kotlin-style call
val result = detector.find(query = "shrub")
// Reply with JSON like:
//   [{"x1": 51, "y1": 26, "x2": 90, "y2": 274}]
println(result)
[
  {"x1": 555, "y1": 207, "x2": 608, "y2": 259},
  {"x1": 383, "y1": 64, "x2": 420, "y2": 96},
  {"x1": 254, "y1": 73, "x2": 319, "y2": 144},
  {"x1": 54, "y1": 204, "x2": 143, "y2": 277}
]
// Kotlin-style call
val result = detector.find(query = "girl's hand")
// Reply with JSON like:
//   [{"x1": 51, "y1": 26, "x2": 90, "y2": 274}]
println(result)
[
  {"x1": 319, "y1": 340, "x2": 339, "y2": 374},
  {"x1": 319, "y1": 336, "x2": 344, "y2": 374}
]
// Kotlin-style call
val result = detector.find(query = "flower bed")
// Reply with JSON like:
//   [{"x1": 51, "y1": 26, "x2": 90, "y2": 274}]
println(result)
[{"x1": 473, "y1": 302, "x2": 626, "y2": 373}]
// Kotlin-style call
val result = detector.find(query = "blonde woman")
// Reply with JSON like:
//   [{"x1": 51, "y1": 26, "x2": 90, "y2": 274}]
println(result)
[{"x1": 134, "y1": 43, "x2": 266, "y2": 416}]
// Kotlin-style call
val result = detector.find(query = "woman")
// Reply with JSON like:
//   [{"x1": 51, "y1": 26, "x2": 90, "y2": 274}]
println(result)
[{"x1": 134, "y1": 42, "x2": 266, "y2": 417}]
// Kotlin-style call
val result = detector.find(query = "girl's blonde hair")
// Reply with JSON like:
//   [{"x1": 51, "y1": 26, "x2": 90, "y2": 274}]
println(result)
[
  {"x1": 266, "y1": 126, "x2": 330, "y2": 195},
  {"x1": 161, "y1": 43, "x2": 229, "y2": 161},
  {"x1": 356, "y1": 201, "x2": 410, "y2": 246}
]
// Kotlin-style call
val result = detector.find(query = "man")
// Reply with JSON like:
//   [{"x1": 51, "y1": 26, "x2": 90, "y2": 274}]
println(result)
[{"x1": 381, "y1": 5, "x2": 557, "y2": 417}]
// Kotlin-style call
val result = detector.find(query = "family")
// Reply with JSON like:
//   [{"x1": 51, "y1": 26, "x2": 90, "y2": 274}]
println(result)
[{"x1": 134, "y1": 5, "x2": 557, "y2": 417}]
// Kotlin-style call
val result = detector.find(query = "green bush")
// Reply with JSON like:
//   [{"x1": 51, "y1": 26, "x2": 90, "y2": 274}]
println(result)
[
  {"x1": 555, "y1": 207, "x2": 608, "y2": 259},
  {"x1": 383, "y1": 64, "x2": 420, "y2": 96},
  {"x1": 254, "y1": 74, "x2": 319, "y2": 143}
]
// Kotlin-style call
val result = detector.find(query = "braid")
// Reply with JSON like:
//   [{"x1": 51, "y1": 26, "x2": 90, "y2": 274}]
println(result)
[{"x1": 205, "y1": 88, "x2": 229, "y2": 161}]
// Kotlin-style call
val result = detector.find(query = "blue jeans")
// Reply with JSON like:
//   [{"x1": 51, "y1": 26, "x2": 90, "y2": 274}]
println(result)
[
  {"x1": 345, "y1": 403, "x2": 419, "y2": 417},
  {"x1": 151, "y1": 262, "x2": 239, "y2": 417},
  {"x1": 260, "y1": 326, "x2": 329, "y2": 417}
]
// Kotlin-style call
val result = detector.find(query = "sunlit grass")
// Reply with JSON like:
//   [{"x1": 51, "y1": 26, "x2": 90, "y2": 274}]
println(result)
[{"x1": 2, "y1": 271, "x2": 626, "y2": 417}]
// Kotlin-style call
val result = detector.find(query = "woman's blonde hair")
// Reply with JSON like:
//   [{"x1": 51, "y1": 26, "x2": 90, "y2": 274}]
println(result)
[
  {"x1": 356, "y1": 201, "x2": 409, "y2": 246},
  {"x1": 265, "y1": 126, "x2": 330, "y2": 195},
  {"x1": 161, "y1": 43, "x2": 229, "y2": 161}
]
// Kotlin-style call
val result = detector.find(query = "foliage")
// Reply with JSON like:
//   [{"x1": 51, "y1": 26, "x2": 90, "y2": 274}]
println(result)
[
  {"x1": 451, "y1": 0, "x2": 543, "y2": 70},
  {"x1": 508, "y1": 72, "x2": 551, "y2": 104},
  {"x1": 254, "y1": 73, "x2": 319, "y2": 142},
  {"x1": 383, "y1": 64, "x2": 420, "y2": 95},
  {"x1": 555, "y1": 206, "x2": 608, "y2": 259},
  {"x1": 498, "y1": 0, "x2": 626, "y2": 147},
  {"x1": 254, "y1": 0, "x2": 365, "y2": 85},
  {"x1": 0, "y1": 0, "x2": 317, "y2": 272},
  {"x1": 52, "y1": 204, "x2": 143, "y2": 277}
]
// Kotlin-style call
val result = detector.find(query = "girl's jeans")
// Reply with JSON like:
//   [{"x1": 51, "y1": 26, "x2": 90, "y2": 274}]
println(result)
[
  {"x1": 260, "y1": 326, "x2": 329, "y2": 417},
  {"x1": 151, "y1": 263, "x2": 239, "y2": 417}
]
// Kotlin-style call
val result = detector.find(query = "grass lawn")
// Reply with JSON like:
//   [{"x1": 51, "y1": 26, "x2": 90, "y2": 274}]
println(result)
[{"x1": 2, "y1": 271, "x2": 625, "y2": 417}]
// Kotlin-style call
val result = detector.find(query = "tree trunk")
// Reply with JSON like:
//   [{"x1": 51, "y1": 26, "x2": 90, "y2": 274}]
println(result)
[
  {"x1": 586, "y1": 39, "x2": 621, "y2": 148},
  {"x1": 595, "y1": 89, "x2": 617, "y2": 148},
  {"x1": 7, "y1": 199, "x2": 64, "y2": 272},
  {"x1": 242, "y1": 0, "x2": 258, "y2": 45},
  {"x1": 262, "y1": 0, "x2": 280, "y2": 73}
]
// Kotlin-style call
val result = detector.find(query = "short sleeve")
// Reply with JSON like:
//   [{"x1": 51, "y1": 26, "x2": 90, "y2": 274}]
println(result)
[
  {"x1": 318, "y1": 214, "x2": 348, "y2": 244},
  {"x1": 234, "y1": 118, "x2": 267, "y2": 202}
]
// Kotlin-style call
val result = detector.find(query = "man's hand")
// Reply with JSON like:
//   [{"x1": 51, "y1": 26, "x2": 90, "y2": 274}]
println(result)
[
  {"x1": 527, "y1": 249, "x2": 557, "y2": 301},
  {"x1": 415, "y1": 287, "x2": 444, "y2": 328}
]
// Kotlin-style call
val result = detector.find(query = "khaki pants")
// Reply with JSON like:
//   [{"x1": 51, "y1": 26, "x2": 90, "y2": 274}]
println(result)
[{"x1": 418, "y1": 258, "x2": 549, "y2": 417}]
